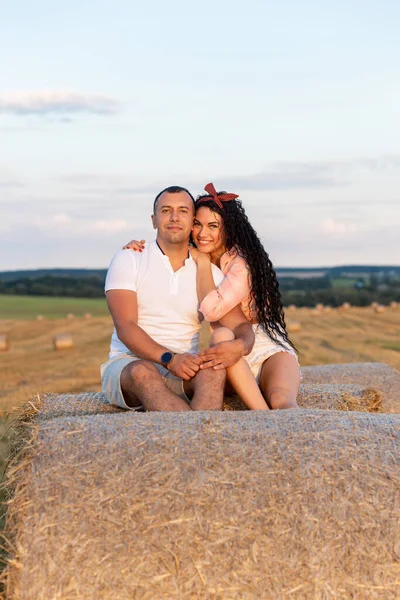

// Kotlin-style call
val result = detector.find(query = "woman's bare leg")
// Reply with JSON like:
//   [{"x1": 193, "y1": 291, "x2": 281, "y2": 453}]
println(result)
[
  {"x1": 259, "y1": 352, "x2": 300, "y2": 409},
  {"x1": 210, "y1": 327, "x2": 269, "y2": 410}
]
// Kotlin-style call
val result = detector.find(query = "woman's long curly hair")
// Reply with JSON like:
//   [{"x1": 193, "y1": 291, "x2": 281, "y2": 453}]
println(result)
[{"x1": 195, "y1": 191, "x2": 295, "y2": 351}]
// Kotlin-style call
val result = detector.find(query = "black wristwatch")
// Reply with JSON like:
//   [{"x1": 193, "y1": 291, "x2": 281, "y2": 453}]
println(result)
[{"x1": 161, "y1": 351, "x2": 175, "y2": 368}]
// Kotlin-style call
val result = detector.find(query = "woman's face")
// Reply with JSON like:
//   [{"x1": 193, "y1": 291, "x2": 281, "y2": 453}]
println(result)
[{"x1": 192, "y1": 206, "x2": 226, "y2": 255}]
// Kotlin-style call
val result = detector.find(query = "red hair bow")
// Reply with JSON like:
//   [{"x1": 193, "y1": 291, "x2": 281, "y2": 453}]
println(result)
[{"x1": 198, "y1": 182, "x2": 239, "y2": 209}]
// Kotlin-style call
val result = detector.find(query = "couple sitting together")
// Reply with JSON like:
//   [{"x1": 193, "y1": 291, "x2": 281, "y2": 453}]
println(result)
[{"x1": 101, "y1": 183, "x2": 300, "y2": 411}]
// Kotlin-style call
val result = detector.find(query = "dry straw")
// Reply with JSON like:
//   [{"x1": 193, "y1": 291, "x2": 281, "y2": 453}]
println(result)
[
  {"x1": 0, "y1": 334, "x2": 9, "y2": 352},
  {"x1": 2, "y1": 410, "x2": 400, "y2": 599},
  {"x1": 6, "y1": 383, "x2": 382, "y2": 424},
  {"x1": 301, "y1": 362, "x2": 400, "y2": 413},
  {"x1": 339, "y1": 302, "x2": 351, "y2": 310},
  {"x1": 374, "y1": 305, "x2": 386, "y2": 313},
  {"x1": 52, "y1": 334, "x2": 74, "y2": 350},
  {"x1": 286, "y1": 321, "x2": 301, "y2": 333}
]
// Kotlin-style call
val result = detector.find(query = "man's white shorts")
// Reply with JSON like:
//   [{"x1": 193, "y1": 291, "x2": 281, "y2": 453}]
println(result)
[{"x1": 100, "y1": 353, "x2": 190, "y2": 410}]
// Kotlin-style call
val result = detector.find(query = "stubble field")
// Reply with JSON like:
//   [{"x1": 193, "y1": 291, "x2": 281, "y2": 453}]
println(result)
[{"x1": 1, "y1": 301, "x2": 399, "y2": 415}]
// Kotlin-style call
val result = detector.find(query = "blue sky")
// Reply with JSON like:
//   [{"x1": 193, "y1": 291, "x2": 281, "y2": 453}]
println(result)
[{"x1": 1, "y1": 0, "x2": 399, "y2": 269}]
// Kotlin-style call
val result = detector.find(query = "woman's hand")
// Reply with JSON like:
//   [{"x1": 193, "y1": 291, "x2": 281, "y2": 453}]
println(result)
[
  {"x1": 198, "y1": 339, "x2": 246, "y2": 370},
  {"x1": 123, "y1": 239, "x2": 146, "y2": 252},
  {"x1": 190, "y1": 247, "x2": 211, "y2": 264}
]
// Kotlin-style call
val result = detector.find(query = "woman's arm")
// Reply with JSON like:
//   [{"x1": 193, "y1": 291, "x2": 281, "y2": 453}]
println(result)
[
  {"x1": 122, "y1": 239, "x2": 146, "y2": 251},
  {"x1": 198, "y1": 255, "x2": 251, "y2": 322}
]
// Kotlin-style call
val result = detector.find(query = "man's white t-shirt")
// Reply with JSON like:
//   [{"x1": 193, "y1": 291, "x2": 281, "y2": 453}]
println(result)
[{"x1": 105, "y1": 241, "x2": 224, "y2": 359}]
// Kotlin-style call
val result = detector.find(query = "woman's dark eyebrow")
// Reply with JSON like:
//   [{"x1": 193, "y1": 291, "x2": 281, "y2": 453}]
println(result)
[{"x1": 194, "y1": 219, "x2": 219, "y2": 225}]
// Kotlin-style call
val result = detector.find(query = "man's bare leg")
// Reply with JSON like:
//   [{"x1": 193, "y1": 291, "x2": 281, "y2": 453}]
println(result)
[
  {"x1": 184, "y1": 367, "x2": 226, "y2": 411},
  {"x1": 121, "y1": 360, "x2": 191, "y2": 411}
]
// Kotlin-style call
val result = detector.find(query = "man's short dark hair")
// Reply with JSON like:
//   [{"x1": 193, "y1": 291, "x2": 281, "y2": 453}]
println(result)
[{"x1": 153, "y1": 186, "x2": 195, "y2": 213}]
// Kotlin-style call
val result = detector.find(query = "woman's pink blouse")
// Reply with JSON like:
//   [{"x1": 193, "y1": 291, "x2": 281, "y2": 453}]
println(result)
[{"x1": 199, "y1": 248, "x2": 257, "y2": 322}]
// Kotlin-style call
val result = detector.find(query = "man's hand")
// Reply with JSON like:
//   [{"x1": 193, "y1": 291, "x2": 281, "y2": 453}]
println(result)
[
  {"x1": 199, "y1": 339, "x2": 246, "y2": 371},
  {"x1": 168, "y1": 353, "x2": 202, "y2": 380}
]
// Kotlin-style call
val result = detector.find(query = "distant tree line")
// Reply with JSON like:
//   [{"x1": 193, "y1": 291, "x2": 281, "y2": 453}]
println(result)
[
  {"x1": 0, "y1": 273, "x2": 399, "y2": 306},
  {"x1": 0, "y1": 275, "x2": 105, "y2": 298},
  {"x1": 279, "y1": 275, "x2": 400, "y2": 307}
]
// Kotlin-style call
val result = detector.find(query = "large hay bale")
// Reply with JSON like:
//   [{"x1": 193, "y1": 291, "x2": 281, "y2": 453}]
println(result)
[
  {"x1": 13, "y1": 383, "x2": 381, "y2": 424},
  {"x1": 0, "y1": 333, "x2": 9, "y2": 351},
  {"x1": 52, "y1": 334, "x2": 74, "y2": 350},
  {"x1": 225, "y1": 384, "x2": 381, "y2": 412},
  {"x1": 3, "y1": 410, "x2": 400, "y2": 599},
  {"x1": 390, "y1": 301, "x2": 398, "y2": 309},
  {"x1": 301, "y1": 362, "x2": 400, "y2": 413}
]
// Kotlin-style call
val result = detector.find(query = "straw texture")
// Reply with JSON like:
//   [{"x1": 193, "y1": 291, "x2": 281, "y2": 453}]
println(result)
[
  {"x1": 6, "y1": 383, "x2": 382, "y2": 425},
  {"x1": 3, "y1": 410, "x2": 400, "y2": 599},
  {"x1": 301, "y1": 362, "x2": 400, "y2": 413}
]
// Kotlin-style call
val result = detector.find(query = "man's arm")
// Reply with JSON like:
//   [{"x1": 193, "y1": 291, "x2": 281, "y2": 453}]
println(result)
[
  {"x1": 199, "y1": 305, "x2": 255, "y2": 370},
  {"x1": 106, "y1": 290, "x2": 201, "y2": 379}
]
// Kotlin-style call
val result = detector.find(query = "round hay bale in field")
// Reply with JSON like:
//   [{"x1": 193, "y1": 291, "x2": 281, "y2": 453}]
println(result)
[
  {"x1": 374, "y1": 304, "x2": 386, "y2": 313},
  {"x1": 4, "y1": 410, "x2": 400, "y2": 599},
  {"x1": 0, "y1": 333, "x2": 9, "y2": 351},
  {"x1": 310, "y1": 309, "x2": 322, "y2": 317},
  {"x1": 52, "y1": 334, "x2": 73, "y2": 350},
  {"x1": 390, "y1": 301, "x2": 398, "y2": 309},
  {"x1": 84, "y1": 312, "x2": 92, "y2": 319},
  {"x1": 286, "y1": 320, "x2": 301, "y2": 333},
  {"x1": 323, "y1": 305, "x2": 333, "y2": 312},
  {"x1": 339, "y1": 301, "x2": 351, "y2": 310},
  {"x1": 315, "y1": 303, "x2": 324, "y2": 311},
  {"x1": 66, "y1": 313, "x2": 74, "y2": 320},
  {"x1": 36, "y1": 315, "x2": 45, "y2": 321},
  {"x1": 288, "y1": 304, "x2": 296, "y2": 310}
]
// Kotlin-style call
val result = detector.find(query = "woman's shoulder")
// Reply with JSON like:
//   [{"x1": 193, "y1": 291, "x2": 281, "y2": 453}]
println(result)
[{"x1": 221, "y1": 247, "x2": 249, "y2": 273}]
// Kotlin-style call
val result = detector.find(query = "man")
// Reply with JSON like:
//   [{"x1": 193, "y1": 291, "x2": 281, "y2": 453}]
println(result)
[{"x1": 101, "y1": 185, "x2": 255, "y2": 411}]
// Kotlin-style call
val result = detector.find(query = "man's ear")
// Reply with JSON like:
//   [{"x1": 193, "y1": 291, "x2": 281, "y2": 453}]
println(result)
[{"x1": 151, "y1": 214, "x2": 156, "y2": 229}]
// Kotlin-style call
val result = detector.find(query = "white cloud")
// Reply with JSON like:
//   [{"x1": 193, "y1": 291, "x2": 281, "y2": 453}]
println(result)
[
  {"x1": 90, "y1": 219, "x2": 132, "y2": 234},
  {"x1": 0, "y1": 91, "x2": 119, "y2": 116},
  {"x1": 322, "y1": 219, "x2": 357, "y2": 235}
]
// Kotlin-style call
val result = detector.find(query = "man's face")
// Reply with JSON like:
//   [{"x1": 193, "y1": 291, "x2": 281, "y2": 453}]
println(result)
[{"x1": 152, "y1": 191, "x2": 194, "y2": 245}]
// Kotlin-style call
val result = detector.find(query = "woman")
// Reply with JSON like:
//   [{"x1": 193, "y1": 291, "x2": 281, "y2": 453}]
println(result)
[{"x1": 124, "y1": 183, "x2": 300, "y2": 409}]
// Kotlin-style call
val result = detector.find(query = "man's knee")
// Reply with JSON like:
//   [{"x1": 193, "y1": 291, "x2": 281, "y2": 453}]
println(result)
[
  {"x1": 124, "y1": 360, "x2": 160, "y2": 385},
  {"x1": 210, "y1": 327, "x2": 235, "y2": 346}
]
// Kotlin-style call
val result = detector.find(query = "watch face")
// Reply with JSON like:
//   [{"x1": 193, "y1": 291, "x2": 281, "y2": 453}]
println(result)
[{"x1": 161, "y1": 351, "x2": 174, "y2": 365}]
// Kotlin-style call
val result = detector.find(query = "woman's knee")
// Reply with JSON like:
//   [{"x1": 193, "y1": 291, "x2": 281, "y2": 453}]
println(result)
[
  {"x1": 267, "y1": 387, "x2": 298, "y2": 409},
  {"x1": 209, "y1": 327, "x2": 235, "y2": 346}
]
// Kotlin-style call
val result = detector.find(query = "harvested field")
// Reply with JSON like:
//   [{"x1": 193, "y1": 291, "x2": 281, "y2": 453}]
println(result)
[
  {"x1": 1, "y1": 306, "x2": 399, "y2": 415},
  {"x1": 3, "y1": 410, "x2": 400, "y2": 599}
]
